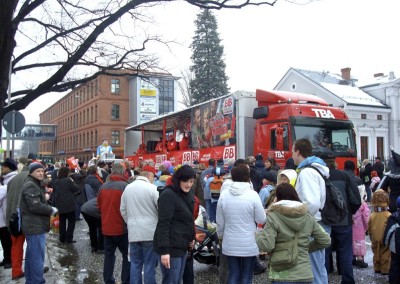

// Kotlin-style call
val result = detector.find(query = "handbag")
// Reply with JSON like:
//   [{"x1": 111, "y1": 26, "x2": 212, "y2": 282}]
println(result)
[{"x1": 269, "y1": 231, "x2": 299, "y2": 272}]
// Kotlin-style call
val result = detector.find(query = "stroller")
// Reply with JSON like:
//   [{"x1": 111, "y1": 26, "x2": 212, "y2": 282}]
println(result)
[{"x1": 193, "y1": 206, "x2": 220, "y2": 266}]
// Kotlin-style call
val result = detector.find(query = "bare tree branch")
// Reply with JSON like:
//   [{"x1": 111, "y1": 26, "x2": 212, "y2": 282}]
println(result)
[{"x1": 0, "y1": 0, "x2": 278, "y2": 130}]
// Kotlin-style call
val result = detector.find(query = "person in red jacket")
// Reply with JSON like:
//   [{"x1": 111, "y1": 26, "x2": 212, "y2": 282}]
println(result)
[{"x1": 97, "y1": 162, "x2": 129, "y2": 284}]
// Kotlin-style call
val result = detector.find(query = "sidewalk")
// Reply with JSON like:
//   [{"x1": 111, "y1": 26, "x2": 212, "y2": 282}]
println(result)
[{"x1": 0, "y1": 234, "x2": 60, "y2": 284}]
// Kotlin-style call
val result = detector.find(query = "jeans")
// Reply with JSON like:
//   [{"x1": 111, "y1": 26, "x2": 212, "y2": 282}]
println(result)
[
  {"x1": 218, "y1": 252, "x2": 229, "y2": 284},
  {"x1": 103, "y1": 234, "x2": 130, "y2": 284},
  {"x1": 59, "y1": 211, "x2": 76, "y2": 243},
  {"x1": 272, "y1": 282, "x2": 311, "y2": 284},
  {"x1": 130, "y1": 241, "x2": 158, "y2": 284},
  {"x1": 25, "y1": 234, "x2": 46, "y2": 284},
  {"x1": 182, "y1": 250, "x2": 194, "y2": 284},
  {"x1": 325, "y1": 225, "x2": 354, "y2": 284},
  {"x1": 209, "y1": 201, "x2": 218, "y2": 222},
  {"x1": 310, "y1": 221, "x2": 330, "y2": 284},
  {"x1": 160, "y1": 253, "x2": 187, "y2": 284},
  {"x1": 11, "y1": 234, "x2": 25, "y2": 278},
  {"x1": 205, "y1": 199, "x2": 212, "y2": 220},
  {"x1": 365, "y1": 185, "x2": 371, "y2": 202},
  {"x1": 227, "y1": 255, "x2": 256, "y2": 284}
]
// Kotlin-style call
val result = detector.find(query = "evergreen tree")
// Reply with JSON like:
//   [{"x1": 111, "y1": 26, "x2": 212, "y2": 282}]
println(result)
[{"x1": 190, "y1": 9, "x2": 229, "y2": 105}]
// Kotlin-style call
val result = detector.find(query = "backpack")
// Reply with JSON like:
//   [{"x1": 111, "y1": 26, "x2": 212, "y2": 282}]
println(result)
[
  {"x1": 210, "y1": 167, "x2": 224, "y2": 200},
  {"x1": 304, "y1": 165, "x2": 347, "y2": 225},
  {"x1": 384, "y1": 216, "x2": 400, "y2": 254}
]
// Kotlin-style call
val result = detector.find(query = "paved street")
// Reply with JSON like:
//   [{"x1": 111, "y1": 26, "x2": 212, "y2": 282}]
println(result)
[{"x1": 0, "y1": 220, "x2": 390, "y2": 283}]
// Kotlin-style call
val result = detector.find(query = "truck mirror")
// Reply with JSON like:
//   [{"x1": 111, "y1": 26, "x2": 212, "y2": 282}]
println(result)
[{"x1": 253, "y1": 106, "x2": 268, "y2": 119}]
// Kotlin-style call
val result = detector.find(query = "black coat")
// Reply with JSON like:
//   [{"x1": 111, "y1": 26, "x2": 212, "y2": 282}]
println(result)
[
  {"x1": 153, "y1": 186, "x2": 194, "y2": 257},
  {"x1": 373, "y1": 161, "x2": 385, "y2": 180},
  {"x1": 381, "y1": 173, "x2": 400, "y2": 213},
  {"x1": 53, "y1": 177, "x2": 80, "y2": 214},
  {"x1": 360, "y1": 163, "x2": 373, "y2": 186}
]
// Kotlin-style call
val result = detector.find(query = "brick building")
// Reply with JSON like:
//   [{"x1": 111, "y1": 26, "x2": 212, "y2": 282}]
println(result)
[{"x1": 39, "y1": 70, "x2": 178, "y2": 163}]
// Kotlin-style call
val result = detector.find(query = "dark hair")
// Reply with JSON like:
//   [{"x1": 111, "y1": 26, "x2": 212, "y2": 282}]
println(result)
[
  {"x1": 324, "y1": 158, "x2": 336, "y2": 170},
  {"x1": 234, "y1": 158, "x2": 247, "y2": 167},
  {"x1": 208, "y1": 158, "x2": 216, "y2": 167},
  {"x1": 344, "y1": 160, "x2": 356, "y2": 171},
  {"x1": 293, "y1": 138, "x2": 312, "y2": 158},
  {"x1": 171, "y1": 165, "x2": 196, "y2": 188},
  {"x1": 58, "y1": 167, "x2": 70, "y2": 178},
  {"x1": 231, "y1": 165, "x2": 250, "y2": 182},
  {"x1": 87, "y1": 166, "x2": 97, "y2": 175},
  {"x1": 275, "y1": 183, "x2": 301, "y2": 202}
]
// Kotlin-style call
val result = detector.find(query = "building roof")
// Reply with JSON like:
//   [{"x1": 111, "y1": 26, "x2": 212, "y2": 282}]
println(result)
[
  {"x1": 295, "y1": 68, "x2": 356, "y2": 85},
  {"x1": 293, "y1": 68, "x2": 387, "y2": 107},
  {"x1": 320, "y1": 82, "x2": 387, "y2": 107}
]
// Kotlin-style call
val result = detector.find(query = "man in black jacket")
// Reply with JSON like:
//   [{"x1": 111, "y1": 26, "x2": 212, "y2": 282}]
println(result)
[
  {"x1": 20, "y1": 162, "x2": 58, "y2": 284},
  {"x1": 324, "y1": 158, "x2": 360, "y2": 284},
  {"x1": 373, "y1": 157, "x2": 385, "y2": 180}
]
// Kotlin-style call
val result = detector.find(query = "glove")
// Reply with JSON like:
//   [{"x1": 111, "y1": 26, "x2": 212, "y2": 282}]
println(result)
[{"x1": 51, "y1": 207, "x2": 58, "y2": 216}]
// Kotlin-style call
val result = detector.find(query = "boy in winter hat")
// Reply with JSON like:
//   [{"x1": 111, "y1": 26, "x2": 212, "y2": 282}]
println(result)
[
  {"x1": 368, "y1": 189, "x2": 391, "y2": 275},
  {"x1": 383, "y1": 196, "x2": 400, "y2": 283}
]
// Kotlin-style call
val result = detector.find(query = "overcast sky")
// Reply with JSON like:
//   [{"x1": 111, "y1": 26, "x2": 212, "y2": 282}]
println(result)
[{"x1": 18, "y1": 0, "x2": 400, "y2": 123}]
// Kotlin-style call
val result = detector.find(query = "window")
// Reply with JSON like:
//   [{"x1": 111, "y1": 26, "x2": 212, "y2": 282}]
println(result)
[
  {"x1": 159, "y1": 79, "x2": 174, "y2": 115},
  {"x1": 111, "y1": 79, "x2": 120, "y2": 94},
  {"x1": 360, "y1": 136, "x2": 368, "y2": 160},
  {"x1": 377, "y1": 137, "x2": 384, "y2": 159},
  {"x1": 111, "y1": 130, "x2": 120, "y2": 145},
  {"x1": 361, "y1": 114, "x2": 367, "y2": 119},
  {"x1": 111, "y1": 104, "x2": 120, "y2": 119},
  {"x1": 377, "y1": 115, "x2": 382, "y2": 120}
]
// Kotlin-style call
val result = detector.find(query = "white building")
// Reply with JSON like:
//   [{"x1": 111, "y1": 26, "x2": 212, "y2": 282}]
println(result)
[{"x1": 274, "y1": 67, "x2": 391, "y2": 161}]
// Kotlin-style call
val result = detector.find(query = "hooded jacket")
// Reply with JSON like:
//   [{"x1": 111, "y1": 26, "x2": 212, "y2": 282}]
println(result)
[
  {"x1": 296, "y1": 156, "x2": 329, "y2": 221},
  {"x1": 216, "y1": 181, "x2": 266, "y2": 257},
  {"x1": 277, "y1": 169, "x2": 297, "y2": 187},
  {"x1": 256, "y1": 200, "x2": 331, "y2": 282}
]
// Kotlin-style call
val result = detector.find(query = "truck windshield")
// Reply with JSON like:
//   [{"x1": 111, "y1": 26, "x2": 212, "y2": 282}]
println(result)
[{"x1": 293, "y1": 124, "x2": 356, "y2": 157}]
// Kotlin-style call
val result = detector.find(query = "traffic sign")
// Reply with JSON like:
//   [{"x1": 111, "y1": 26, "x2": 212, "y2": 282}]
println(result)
[{"x1": 3, "y1": 110, "x2": 26, "y2": 134}]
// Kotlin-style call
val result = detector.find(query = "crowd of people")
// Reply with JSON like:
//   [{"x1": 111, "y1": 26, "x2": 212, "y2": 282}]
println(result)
[{"x1": 0, "y1": 139, "x2": 400, "y2": 284}]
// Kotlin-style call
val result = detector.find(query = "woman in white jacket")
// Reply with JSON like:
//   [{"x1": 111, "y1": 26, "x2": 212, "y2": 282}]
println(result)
[{"x1": 216, "y1": 164, "x2": 266, "y2": 284}]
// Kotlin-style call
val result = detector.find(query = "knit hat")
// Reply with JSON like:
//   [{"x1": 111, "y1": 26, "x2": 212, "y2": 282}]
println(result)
[
  {"x1": 1, "y1": 157, "x2": 18, "y2": 171},
  {"x1": 216, "y1": 158, "x2": 224, "y2": 168},
  {"x1": 29, "y1": 162, "x2": 45, "y2": 174},
  {"x1": 371, "y1": 189, "x2": 389, "y2": 207}
]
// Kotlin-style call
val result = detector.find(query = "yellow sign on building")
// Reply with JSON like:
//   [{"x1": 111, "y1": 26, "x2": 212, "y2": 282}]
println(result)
[{"x1": 140, "y1": 89, "x2": 156, "y2": 97}]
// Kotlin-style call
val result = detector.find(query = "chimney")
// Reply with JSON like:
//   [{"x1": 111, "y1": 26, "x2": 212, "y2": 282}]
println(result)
[
  {"x1": 374, "y1": 73, "x2": 384, "y2": 78},
  {"x1": 341, "y1": 67, "x2": 351, "y2": 81}
]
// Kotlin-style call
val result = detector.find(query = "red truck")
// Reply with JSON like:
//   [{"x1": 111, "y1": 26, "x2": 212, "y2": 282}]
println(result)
[{"x1": 124, "y1": 89, "x2": 357, "y2": 169}]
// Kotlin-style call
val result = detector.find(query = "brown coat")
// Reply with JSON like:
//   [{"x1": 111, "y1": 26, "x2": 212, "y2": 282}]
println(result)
[{"x1": 368, "y1": 210, "x2": 391, "y2": 273}]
